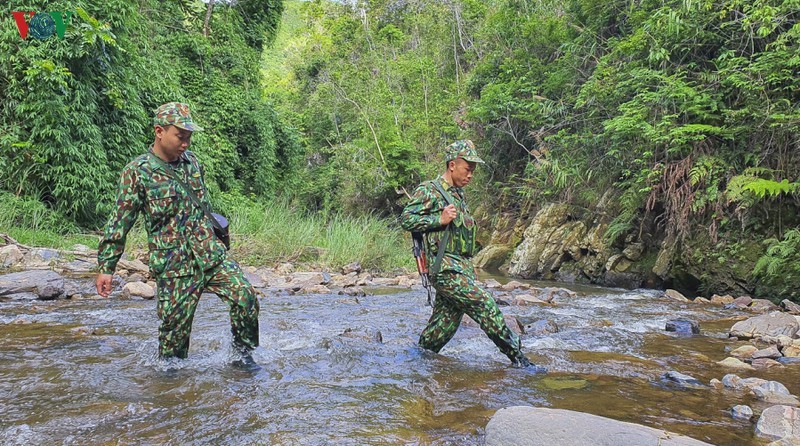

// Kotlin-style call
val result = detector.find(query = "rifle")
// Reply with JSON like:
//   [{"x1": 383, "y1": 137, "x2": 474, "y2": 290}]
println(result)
[{"x1": 411, "y1": 232, "x2": 434, "y2": 306}]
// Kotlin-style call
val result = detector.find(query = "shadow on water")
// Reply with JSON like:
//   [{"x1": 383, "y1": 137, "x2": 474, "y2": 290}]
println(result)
[{"x1": 0, "y1": 275, "x2": 794, "y2": 445}]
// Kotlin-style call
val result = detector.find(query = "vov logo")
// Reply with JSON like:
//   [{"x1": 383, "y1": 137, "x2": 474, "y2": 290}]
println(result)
[{"x1": 11, "y1": 11, "x2": 73, "y2": 40}]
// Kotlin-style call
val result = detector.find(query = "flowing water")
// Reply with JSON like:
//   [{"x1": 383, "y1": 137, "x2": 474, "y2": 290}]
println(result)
[{"x1": 1, "y1": 274, "x2": 796, "y2": 445}]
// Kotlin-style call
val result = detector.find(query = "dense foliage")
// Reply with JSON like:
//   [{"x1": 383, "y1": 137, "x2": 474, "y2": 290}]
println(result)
[
  {"x1": 0, "y1": 0, "x2": 301, "y2": 227},
  {"x1": 264, "y1": 0, "x2": 799, "y2": 297}
]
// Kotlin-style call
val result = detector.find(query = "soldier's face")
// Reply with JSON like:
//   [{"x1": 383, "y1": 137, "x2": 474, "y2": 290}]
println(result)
[
  {"x1": 155, "y1": 125, "x2": 193, "y2": 161},
  {"x1": 449, "y1": 158, "x2": 476, "y2": 188}
]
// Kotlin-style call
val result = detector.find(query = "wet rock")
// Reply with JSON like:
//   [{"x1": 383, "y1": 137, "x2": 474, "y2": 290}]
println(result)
[
  {"x1": 709, "y1": 378, "x2": 724, "y2": 390},
  {"x1": 2, "y1": 292, "x2": 39, "y2": 300},
  {"x1": 693, "y1": 297, "x2": 711, "y2": 304},
  {"x1": 539, "y1": 287, "x2": 576, "y2": 302},
  {"x1": 339, "y1": 286, "x2": 366, "y2": 297},
  {"x1": 731, "y1": 405, "x2": 753, "y2": 421},
  {"x1": 511, "y1": 294, "x2": 548, "y2": 306},
  {"x1": 121, "y1": 282, "x2": 155, "y2": 300},
  {"x1": 782, "y1": 300, "x2": 800, "y2": 315},
  {"x1": 501, "y1": 280, "x2": 529, "y2": 291},
  {"x1": 730, "y1": 345, "x2": 758, "y2": 359},
  {"x1": 63, "y1": 279, "x2": 98, "y2": 298},
  {"x1": 341, "y1": 262, "x2": 361, "y2": 275},
  {"x1": 665, "y1": 318, "x2": 700, "y2": 334},
  {"x1": 485, "y1": 406, "x2": 714, "y2": 446},
  {"x1": 665, "y1": 289, "x2": 690, "y2": 302},
  {"x1": 0, "y1": 244, "x2": 24, "y2": 268},
  {"x1": 116, "y1": 258, "x2": 149, "y2": 274},
  {"x1": 753, "y1": 388, "x2": 799, "y2": 406},
  {"x1": 752, "y1": 358, "x2": 785, "y2": 369},
  {"x1": 711, "y1": 294, "x2": 735, "y2": 305},
  {"x1": 662, "y1": 371, "x2": 705, "y2": 389},
  {"x1": 731, "y1": 296, "x2": 753, "y2": 308},
  {"x1": 730, "y1": 312, "x2": 799, "y2": 339},
  {"x1": 330, "y1": 273, "x2": 358, "y2": 288},
  {"x1": 753, "y1": 346, "x2": 782, "y2": 360},
  {"x1": 756, "y1": 406, "x2": 800, "y2": 440},
  {"x1": 721, "y1": 374, "x2": 766, "y2": 391},
  {"x1": 244, "y1": 271, "x2": 266, "y2": 288},
  {"x1": 483, "y1": 278, "x2": 503, "y2": 288},
  {"x1": 717, "y1": 357, "x2": 754, "y2": 370},
  {"x1": 0, "y1": 270, "x2": 65, "y2": 300},
  {"x1": 603, "y1": 270, "x2": 643, "y2": 289},
  {"x1": 525, "y1": 319, "x2": 559, "y2": 336},
  {"x1": 749, "y1": 299, "x2": 780, "y2": 313}
]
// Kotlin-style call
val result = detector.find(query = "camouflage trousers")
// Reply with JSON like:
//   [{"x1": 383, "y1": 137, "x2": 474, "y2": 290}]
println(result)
[
  {"x1": 155, "y1": 259, "x2": 260, "y2": 359},
  {"x1": 420, "y1": 269, "x2": 524, "y2": 362}
]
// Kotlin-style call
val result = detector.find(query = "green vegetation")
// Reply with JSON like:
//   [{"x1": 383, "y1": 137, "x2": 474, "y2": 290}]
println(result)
[{"x1": 1, "y1": 0, "x2": 798, "y2": 291}]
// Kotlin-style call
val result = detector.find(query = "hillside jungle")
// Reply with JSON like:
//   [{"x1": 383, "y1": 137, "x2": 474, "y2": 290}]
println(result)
[{"x1": 0, "y1": 0, "x2": 798, "y2": 301}]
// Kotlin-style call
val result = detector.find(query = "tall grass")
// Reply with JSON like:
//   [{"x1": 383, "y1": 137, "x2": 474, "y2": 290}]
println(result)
[
  {"x1": 0, "y1": 192, "x2": 413, "y2": 273},
  {"x1": 228, "y1": 201, "x2": 413, "y2": 272}
]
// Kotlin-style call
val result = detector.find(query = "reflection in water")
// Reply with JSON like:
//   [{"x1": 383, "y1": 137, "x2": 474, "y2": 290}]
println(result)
[{"x1": 0, "y1": 280, "x2": 795, "y2": 445}]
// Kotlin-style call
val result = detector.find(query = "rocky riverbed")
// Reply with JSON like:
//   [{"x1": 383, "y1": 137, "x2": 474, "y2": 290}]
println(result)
[{"x1": 2, "y1": 241, "x2": 800, "y2": 444}]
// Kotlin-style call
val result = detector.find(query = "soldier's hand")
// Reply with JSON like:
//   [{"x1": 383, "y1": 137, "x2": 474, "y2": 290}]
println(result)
[
  {"x1": 440, "y1": 204, "x2": 457, "y2": 225},
  {"x1": 95, "y1": 273, "x2": 113, "y2": 297}
]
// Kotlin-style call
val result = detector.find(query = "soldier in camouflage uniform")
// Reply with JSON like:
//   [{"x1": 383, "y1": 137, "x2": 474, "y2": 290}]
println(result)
[
  {"x1": 401, "y1": 140, "x2": 543, "y2": 369},
  {"x1": 96, "y1": 102, "x2": 260, "y2": 367}
]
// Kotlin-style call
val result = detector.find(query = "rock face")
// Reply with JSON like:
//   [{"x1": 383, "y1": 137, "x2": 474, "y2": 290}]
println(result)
[
  {"x1": 0, "y1": 270, "x2": 65, "y2": 300},
  {"x1": 473, "y1": 244, "x2": 514, "y2": 270},
  {"x1": 506, "y1": 203, "x2": 653, "y2": 289},
  {"x1": 485, "y1": 406, "x2": 714, "y2": 446}
]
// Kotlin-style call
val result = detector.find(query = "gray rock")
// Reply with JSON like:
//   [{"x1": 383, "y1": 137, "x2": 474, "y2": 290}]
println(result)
[
  {"x1": 730, "y1": 312, "x2": 799, "y2": 339},
  {"x1": 341, "y1": 262, "x2": 362, "y2": 275},
  {"x1": 732, "y1": 296, "x2": 753, "y2": 308},
  {"x1": 525, "y1": 319, "x2": 559, "y2": 336},
  {"x1": 757, "y1": 406, "x2": 800, "y2": 440},
  {"x1": 665, "y1": 289, "x2": 690, "y2": 302},
  {"x1": 665, "y1": 318, "x2": 700, "y2": 334},
  {"x1": 485, "y1": 406, "x2": 714, "y2": 446},
  {"x1": 121, "y1": 282, "x2": 155, "y2": 300},
  {"x1": 782, "y1": 300, "x2": 800, "y2": 315},
  {"x1": 751, "y1": 299, "x2": 781, "y2": 313},
  {"x1": 731, "y1": 405, "x2": 753, "y2": 420},
  {"x1": 753, "y1": 346, "x2": 783, "y2": 360},
  {"x1": 116, "y1": 258, "x2": 149, "y2": 274},
  {"x1": 0, "y1": 244, "x2": 24, "y2": 268},
  {"x1": 766, "y1": 436, "x2": 800, "y2": 446},
  {"x1": 622, "y1": 242, "x2": 644, "y2": 261},
  {"x1": 662, "y1": 371, "x2": 705, "y2": 389},
  {"x1": 473, "y1": 244, "x2": 513, "y2": 270},
  {"x1": 483, "y1": 278, "x2": 503, "y2": 288},
  {"x1": 0, "y1": 270, "x2": 65, "y2": 300}
]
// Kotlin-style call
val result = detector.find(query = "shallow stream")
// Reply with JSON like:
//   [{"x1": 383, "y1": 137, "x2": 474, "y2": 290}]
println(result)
[{"x1": 1, "y1": 275, "x2": 795, "y2": 445}]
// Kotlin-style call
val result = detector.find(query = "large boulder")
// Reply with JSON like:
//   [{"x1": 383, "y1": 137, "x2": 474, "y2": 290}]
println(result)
[
  {"x1": 0, "y1": 244, "x2": 24, "y2": 268},
  {"x1": 730, "y1": 312, "x2": 799, "y2": 339},
  {"x1": 757, "y1": 406, "x2": 800, "y2": 440},
  {"x1": 0, "y1": 270, "x2": 64, "y2": 300},
  {"x1": 485, "y1": 406, "x2": 714, "y2": 446},
  {"x1": 473, "y1": 244, "x2": 514, "y2": 270}
]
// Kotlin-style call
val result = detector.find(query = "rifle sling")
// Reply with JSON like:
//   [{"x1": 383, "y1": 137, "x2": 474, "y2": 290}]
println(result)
[
  {"x1": 147, "y1": 153, "x2": 223, "y2": 232},
  {"x1": 430, "y1": 180, "x2": 457, "y2": 276}
]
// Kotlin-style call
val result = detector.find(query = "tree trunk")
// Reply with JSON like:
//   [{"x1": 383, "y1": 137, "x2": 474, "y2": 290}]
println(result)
[{"x1": 203, "y1": 0, "x2": 215, "y2": 37}]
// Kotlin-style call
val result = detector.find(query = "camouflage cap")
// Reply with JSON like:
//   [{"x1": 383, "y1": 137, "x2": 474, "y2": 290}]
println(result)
[
  {"x1": 153, "y1": 102, "x2": 204, "y2": 132},
  {"x1": 445, "y1": 139, "x2": 484, "y2": 164}
]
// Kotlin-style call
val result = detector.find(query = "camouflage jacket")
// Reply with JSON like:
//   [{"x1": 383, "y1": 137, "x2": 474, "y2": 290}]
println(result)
[
  {"x1": 400, "y1": 175, "x2": 479, "y2": 275},
  {"x1": 97, "y1": 149, "x2": 226, "y2": 278}
]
